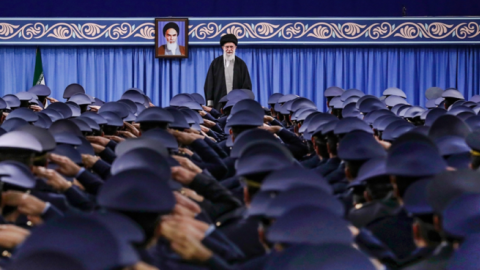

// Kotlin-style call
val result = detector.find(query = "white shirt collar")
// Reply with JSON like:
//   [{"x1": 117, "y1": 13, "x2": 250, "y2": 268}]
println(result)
[{"x1": 165, "y1": 45, "x2": 179, "y2": 55}]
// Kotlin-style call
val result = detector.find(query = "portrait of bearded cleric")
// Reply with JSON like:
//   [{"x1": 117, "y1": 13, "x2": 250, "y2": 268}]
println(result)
[{"x1": 155, "y1": 18, "x2": 189, "y2": 58}]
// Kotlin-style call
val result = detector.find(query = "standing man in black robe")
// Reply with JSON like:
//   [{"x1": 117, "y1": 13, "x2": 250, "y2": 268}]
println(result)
[{"x1": 204, "y1": 34, "x2": 252, "y2": 111}]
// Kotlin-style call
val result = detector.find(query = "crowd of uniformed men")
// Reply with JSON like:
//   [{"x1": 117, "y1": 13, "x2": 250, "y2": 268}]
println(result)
[{"x1": 0, "y1": 84, "x2": 477, "y2": 270}]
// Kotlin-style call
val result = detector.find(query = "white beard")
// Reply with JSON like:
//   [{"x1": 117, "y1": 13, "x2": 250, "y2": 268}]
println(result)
[
  {"x1": 166, "y1": 40, "x2": 178, "y2": 52},
  {"x1": 224, "y1": 51, "x2": 235, "y2": 61}
]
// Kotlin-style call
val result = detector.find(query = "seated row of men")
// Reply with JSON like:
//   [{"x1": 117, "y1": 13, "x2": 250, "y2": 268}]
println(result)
[{"x1": 0, "y1": 83, "x2": 477, "y2": 269}]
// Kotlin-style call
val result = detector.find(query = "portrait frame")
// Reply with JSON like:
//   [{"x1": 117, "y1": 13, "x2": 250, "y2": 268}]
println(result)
[{"x1": 155, "y1": 18, "x2": 189, "y2": 59}]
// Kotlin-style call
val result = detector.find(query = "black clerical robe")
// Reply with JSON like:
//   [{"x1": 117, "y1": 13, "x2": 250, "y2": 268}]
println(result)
[{"x1": 204, "y1": 56, "x2": 252, "y2": 111}]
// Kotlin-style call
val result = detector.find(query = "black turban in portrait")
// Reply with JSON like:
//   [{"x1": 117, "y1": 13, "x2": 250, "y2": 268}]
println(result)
[{"x1": 163, "y1": 22, "x2": 180, "y2": 36}]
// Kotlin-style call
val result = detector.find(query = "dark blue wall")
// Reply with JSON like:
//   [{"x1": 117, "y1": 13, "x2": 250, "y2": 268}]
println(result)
[{"x1": 1, "y1": 0, "x2": 479, "y2": 17}]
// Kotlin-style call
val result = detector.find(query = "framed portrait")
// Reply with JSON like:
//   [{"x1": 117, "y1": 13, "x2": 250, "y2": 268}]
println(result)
[{"x1": 155, "y1": 18, "x2": 189, "y2": 58}]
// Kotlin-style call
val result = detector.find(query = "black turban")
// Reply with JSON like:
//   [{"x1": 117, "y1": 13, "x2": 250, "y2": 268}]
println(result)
[
  {"x1": 220, "y1": 34, "x2": 238, "y2": 46},
  {"x1": 163, "y1": 22, "x2": 180, "y2": 37}
]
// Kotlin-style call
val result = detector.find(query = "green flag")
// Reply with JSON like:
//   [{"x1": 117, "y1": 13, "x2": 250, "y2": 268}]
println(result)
[{"x1": 32, "y1": 47, "x2": 44, "y2": 86}]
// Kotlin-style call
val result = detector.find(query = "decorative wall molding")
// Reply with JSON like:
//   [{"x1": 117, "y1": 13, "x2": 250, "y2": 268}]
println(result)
[{"x1": 1, "y1": 17, "x2": 480, "y2": 45}]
